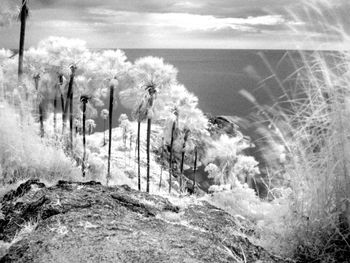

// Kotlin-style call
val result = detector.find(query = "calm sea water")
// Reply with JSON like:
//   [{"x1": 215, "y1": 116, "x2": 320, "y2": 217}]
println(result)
[{"x1": 95, "y1": 49, "x2": 297, "y2": 132}]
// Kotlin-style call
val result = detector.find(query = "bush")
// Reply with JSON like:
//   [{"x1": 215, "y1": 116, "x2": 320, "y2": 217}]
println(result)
[{"x1": 0, "y1": 103, "x2": 80, "y2": 185}]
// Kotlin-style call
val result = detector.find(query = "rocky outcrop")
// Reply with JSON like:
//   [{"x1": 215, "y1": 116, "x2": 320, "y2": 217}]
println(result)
[{"x1": 0, "y1": 179, "x2": 286, "y2": 263}]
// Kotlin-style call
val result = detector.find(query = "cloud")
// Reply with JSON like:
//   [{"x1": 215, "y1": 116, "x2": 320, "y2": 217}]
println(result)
[
  {"x1": 88, "y1": 8, "x2": 288, "y2": 33},
  {"x1": 0, "y1": 0, "x2": 348, "y2": 49}
]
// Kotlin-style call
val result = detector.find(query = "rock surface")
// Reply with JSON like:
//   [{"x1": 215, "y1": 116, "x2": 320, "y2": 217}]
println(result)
[{"x1": 0, "y1": 179, "x2": 284, "y2": 263}]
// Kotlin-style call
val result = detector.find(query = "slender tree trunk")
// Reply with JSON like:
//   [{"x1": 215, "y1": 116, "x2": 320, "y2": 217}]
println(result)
[
  {"x1": 180, "y1": 132, "x2": 189, "y2": 192},
  {"x1": 193, "y1": 147, "x2": 198, "y2": 194},
  {"x1": 53, "y1": 88, "x2": 57, "y2": 132},
  {"x1": 60, "y1": 92, "x2": 65, "y2": 133},
  {"x1": 39, "y1": 103, "x2": 44, "y2": 137},
  {"x1": 129, "y1": 134, "x2": 132, "y2": 166},
  {"x1": 103, "y1": 119, "x2": 106, "y2": 146},
  {"x1": 62, "y1": 67, "x2": 76, "y2": 135},
  {"x1": 107, "y1": 85, "x2": 114, "y2": 185},
  {"x1": 82, "y1": 100, "x2": 87, "y2": 177},
  {"x1": 34, "y1": 75, "x2": 44, "y2": 137},
  {"x1": 159, "y1": 137, "x2": 164, "y2": 191},
  {"x1": 146, "y1": 118, "x2": 151, "y2": 193},
  {"x1": 18, "y1": 0, "x2": 27, "y2": 83},
  {"x1": 169, "y1": 121, "x2": 176, "y2": 193},
  {"x1": 137, "y1": 121, "x2": 141, "y2": 191},
  {"x1": 69, "y1": 91, "x2": 73, "y2": 152}
]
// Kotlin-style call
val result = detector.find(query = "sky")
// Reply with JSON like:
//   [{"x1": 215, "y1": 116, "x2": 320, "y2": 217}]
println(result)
[{"x1": 0, "y1": 0, "x2": 349, "y2": 50}]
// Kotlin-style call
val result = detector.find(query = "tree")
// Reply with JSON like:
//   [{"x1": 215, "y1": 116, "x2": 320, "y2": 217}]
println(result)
[
  {"x1": 120, "y1": 88, "x2": 148, "y2": 191},
  {"x1": 233, "y1": 155, "x2": 260, "y2": 188},
  {"x1": 36, "y1": 37, "x2": 90, "y2": 137},
  {"x1": 87, "y1": 50, "x2": 131, "y2": 185},
  {"x1": 133, "y1": 57, "x2": 177, "y2": 193},
  {"x1": 119, "y1": 113, "x2": 131, "y2": 148},
  {"x1": 86, "y1": 119, "x2": 96, "y2": 135},
  {"x1": 33, "y1": 74, "x2": 44, "y2": 137},
  {"x1": 205, "y1": 134, "x2": 258, "y2": 188},
  {"x1": 23, "y1": 47, "x2": 49, "y2": 136},
  {"x1": 100, "y1": 109, "x2": 109, "y2": 146},
  {"x1": 120, "y1": 57, "x2": 177, "y2": 192},
  {"x1": 0, "y1": 49, "x2": 14, "y2": 101},
  {"x1": 80, "y1": 95, "x2": 91, "y2": 177},
  {"x1": 18, "y1": 0, "x2": 29, "y2": 82},
  {"x1": 159, "y1": 84, "x2": 208, "y2": 192},
  {"x1": 167, "y1": 107, "x2": 178, "y2": 193}
]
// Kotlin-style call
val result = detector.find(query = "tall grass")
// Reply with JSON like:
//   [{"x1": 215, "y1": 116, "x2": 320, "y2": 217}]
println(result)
[
  {"x1": 237, "y1": 2, "x2": 350, "y2": 261},
  {"x1": 0, "y1": 101, "x2": 81, "y2": 186}
]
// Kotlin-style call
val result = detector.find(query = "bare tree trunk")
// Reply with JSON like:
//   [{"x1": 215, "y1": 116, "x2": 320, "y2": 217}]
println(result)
[
  {"x1": 169, "y1": 121, "x2": 176, "y2": 193},
  {"x1": 34, "y1": 75, "x2": 44, "y2": 137},
  {"x1": 193, "y1": 147, "x2": 198, "y2": 194},
  {"x1": 137, "y1": 121, "x2": 141, "y2": 191},
  {"x1": 107, "y1": 85, "x2": 114, "y2": 185},
  {"x1": 159, "y1": 137, "x2": 164, "y2": 191},
  {"x1": 81, "y1": 100, "x2": 87, "y2": 177},
  {"x1": 180, "y1": 131, "x2": 189, "y2": 192},
  {"x1": 103, "y1": 119, "x2": 106, "y2": 146},
  {"x1": 39, "y1": 104, "x2": 44, "y2": 137},
  {"x1": 53, "y1": 91, "x2": 57, "y2": 132},
  {"x1": 60, "y1": 92, "x2": 65, "y2": 133},
  {"x1": 69, "y1": 91, "x2": 73, "y2": 153},
  {"x1": 146, "y1": 118, "x2": 151, "y2": 193},
  {"x1": 62, "y1": 66, "x2": 76, "y2": 135},
  {"x1": 18, "y1": 0, "x2": 28, "y2": 83}
]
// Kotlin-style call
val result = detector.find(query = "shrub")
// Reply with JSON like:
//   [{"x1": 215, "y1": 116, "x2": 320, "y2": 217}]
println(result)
[{"x1": 0, "y1": 103, "x2": 80, "y2": 184}]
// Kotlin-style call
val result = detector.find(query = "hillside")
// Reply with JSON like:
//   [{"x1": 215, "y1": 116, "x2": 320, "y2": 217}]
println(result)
[{"x1": 0, "y1": 179, "x2": 286, "y2": 263}]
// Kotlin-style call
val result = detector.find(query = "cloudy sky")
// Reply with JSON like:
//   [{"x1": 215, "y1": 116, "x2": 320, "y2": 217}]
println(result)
[{"x1": 0, "y1": 0, "x2": 349, "y2": 49}]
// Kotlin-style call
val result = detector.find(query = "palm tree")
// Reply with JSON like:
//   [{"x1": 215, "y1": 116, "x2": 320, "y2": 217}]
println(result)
[
  {"x1": 159, "y1": 137, "x2": 164, "y2": 190},
  {"x1": 33, "y1": 73, "x2": 44, "y2": 137},
  {"x1": 133, "y1": 108, "x2": 146, "y2": 191},
  {"x1": 119, "y1": 113, "x2": 130, "y2": 148},
  {"x1": 120, "y1": 57, "x2": 177, "y2": 192},
  {"x1": 53, "y1": 74, "x2": 64, "y2": 132},
  {"x1": 80, "y1": 95, "x2": 91, "y2": 177},
  {"x1": 106, "y1": 78, "x2": 118, "y2": 185},
  {"x1": 100, "y1": 109, "x2": 109, "y2": 146},
  {"x1": 62, "y1": 65, "x2": 77, "y2": 152},
  {"x1": 193, "y1": 146, "x2": 198, "y2": 193},
  {"x1": 18, "y1": 0, "x2": 29, "y2": 82},
  {"x1": 86, "y1": 119, "x2": 96, "y2": 135},
  {"x1": 179, "y1": 128, "x2": 190, "y2": 191},
  {"x1": 145, "y1": 84, "x2": 157, "y2": 193},
  {"x1": 168, "y1": 107, "x2": 178, "y2": 193}
]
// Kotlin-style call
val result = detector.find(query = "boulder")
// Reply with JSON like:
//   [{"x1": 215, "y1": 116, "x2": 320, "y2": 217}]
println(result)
[{"x1": 0, "y1": 180, "x2": 287, "y2": 263}]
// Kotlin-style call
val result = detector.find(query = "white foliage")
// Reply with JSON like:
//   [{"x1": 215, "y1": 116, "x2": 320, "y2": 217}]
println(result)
[{"x1": 100, "y1": 109, "x2": 109, "y2": 120}]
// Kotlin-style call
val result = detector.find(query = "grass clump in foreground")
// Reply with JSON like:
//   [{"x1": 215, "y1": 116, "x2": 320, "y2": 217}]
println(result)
[
  {"x1": 224, "y1": 2, "x2": 350, "y2": 261},
  {"x1": 0, "y1": 102, "x2": 81, "y2": 191},
  {"x1": 237, "y1": 21, "x2": 350, "y2": 263}
]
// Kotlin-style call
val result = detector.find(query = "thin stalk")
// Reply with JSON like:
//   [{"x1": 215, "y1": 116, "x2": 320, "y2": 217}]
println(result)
[
  {"x1": 159, "y1": 137, "x2": 164, "y2": 191},
  {"x1": 82, "y1": 100, "x2": 87, "y2": 177},
  {"x1": 169, "y1": 121, "x2": 176, "y2": 193},
  {"x1": 180, "y1": 131, "x2": 189, "y2": 192},
  {"x1": 62, "y1": 66, "x2": 76, "y2": 135},
  {"x1": 69, "y1": 90, "x2": 73, "y2": 153},
  {"x1": 103, "y1": 119, "x2": 106, "y2": 146},
  {"x1": 146, "y1": 118, "x2": 151, "y2": 193},
  {"x1": 53, "y1": 91, "x2": 57, "y2": 132},
  {"x1": 34, "y1": 74, "x2": 44, "y2": 137},
  {"x1": 137, "y1": 121, "x2": 141, "y2": 191},
  {"x1": 107, "y1": 85, "x2": 114, "y2": 185},
  {"x1": 18, "y1": 0, "x2": 28, "y2": 83},
  {"x1": 193, "y1": 147, "x2": 198, "y2": 194}
]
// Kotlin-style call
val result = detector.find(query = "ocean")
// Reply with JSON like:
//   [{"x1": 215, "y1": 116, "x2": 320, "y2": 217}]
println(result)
[{"x1": 94, "y1": 49, "x2": 297, "y2": 132}]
